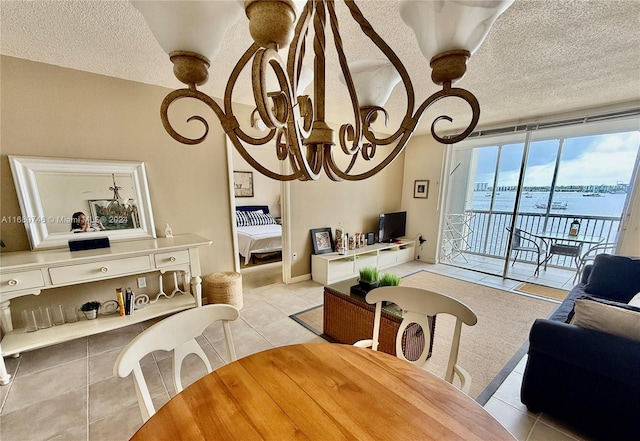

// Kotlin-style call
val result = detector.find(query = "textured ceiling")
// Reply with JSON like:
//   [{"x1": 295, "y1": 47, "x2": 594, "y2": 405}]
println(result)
[{"x1": 1, "y1": 0, "x2": 640, "y2": 136}]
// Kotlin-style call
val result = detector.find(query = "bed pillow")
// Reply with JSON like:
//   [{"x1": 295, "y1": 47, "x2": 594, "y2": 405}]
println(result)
[
  {"x1": 583, "y1": 254, "x2": 640, "y2": 302},
  {"x1": 571, "y1": 296, "x2": 640, "y2": 342},
  {"x1": 235, "y1": 211, "x2": 249, "y2": 227},
  {"x1": 245, "y1": 210, "x2": 276, "y2": 226}
]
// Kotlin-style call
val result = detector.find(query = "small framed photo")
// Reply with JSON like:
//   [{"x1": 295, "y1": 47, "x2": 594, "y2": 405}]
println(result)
[
  {"x1": 310, "y1": 227, "x2": 334, "y2": 254},
  {"x1": 234, "y1": 171, "x2": 254, "y2": 198},
  {"x1": 414, "y1": 180, "x2": 429, "y2": 199}
]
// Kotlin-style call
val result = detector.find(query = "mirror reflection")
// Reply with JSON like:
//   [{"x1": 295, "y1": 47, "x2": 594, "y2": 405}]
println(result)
[{"x1": 36, "y1": 172, "x2": 139, "y2": 233}]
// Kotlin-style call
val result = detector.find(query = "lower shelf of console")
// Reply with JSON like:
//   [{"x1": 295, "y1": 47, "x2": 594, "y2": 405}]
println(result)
[{"x1": 1, "y1": 294, "x2": 196, "y2": 357}]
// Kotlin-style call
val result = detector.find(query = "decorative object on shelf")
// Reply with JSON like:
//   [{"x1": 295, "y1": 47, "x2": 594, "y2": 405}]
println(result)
[
  {"x1": 310, "y1": 227, "x2": 334, "y2": 254},
  {"x1": 152, "y1": 271, "x2": 188, "y2": 303},
  {"x1": 36, "y1": 306, "x2": 53, "y2": 329},
  {"x1": 569, "y1": 218, "x2": 581, "y2": 237},
  {"x1": 21, "y1": 309, "x2": 38, "y2": 333},
  {"x1": 100, "y1": 300, "x2": 120, "y2": 315},
  {"x1": 64, "y1": 305, "x2": 79, "y2": 323},
  {"x1": 233, "y1": 171, "x2": 254, "y2": 197},
  {"x1": 348, "y1": 234, "x2": 357, "y2": 250},
  {"x1": 335, "y1": 226, "x2": 347, "y2": 255},
  {"x1": 164, "y1": 223, "x2": 173, "y2": 238},
  {"x1": 80, "y1": 301, "x2": 101, "y2": 320},
  {"x1": 130, "y1": 0, "x2": 514, "y2": 182},
  {"x1": 414, "y1": 180, "x2": 429, "y2": 199},
  {"x1": 51, "y1": 304, "x2": 66, "y2": 325},
  {"x1": 134, "y1": 294, "x2": 150, "y2": 309},
  {"x1": 380, "y1": 273, "x2": 401, "y2": 287}
]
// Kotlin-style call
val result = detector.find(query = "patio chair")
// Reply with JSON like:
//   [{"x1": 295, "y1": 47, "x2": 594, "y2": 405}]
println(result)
[
  {"x1": 574, "y1": 241, "x2": 617, "y2": 282},
  {"x1": 113, "y1": 304, "x2": 239, "y2": 422},
  {"x1": 354, "y1": 286, "x2": 477, "y2": 393},
  {"x1": 506, "y1": 227, "x2": 545, "y2": 275}
]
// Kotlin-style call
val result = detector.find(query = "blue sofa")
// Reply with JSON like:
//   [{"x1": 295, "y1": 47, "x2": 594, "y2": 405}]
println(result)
[{"x1": 520, "y1": 254, "x2": 640, "y2": 440}]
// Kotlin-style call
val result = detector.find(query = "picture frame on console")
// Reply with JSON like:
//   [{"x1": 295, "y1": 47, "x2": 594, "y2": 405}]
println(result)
[
  {"x1": 310, "y1": 228, "x2": 334, "y2": 254},
  {"x1": 414, "y1": 180, "x2": 429, "y2": 199}
]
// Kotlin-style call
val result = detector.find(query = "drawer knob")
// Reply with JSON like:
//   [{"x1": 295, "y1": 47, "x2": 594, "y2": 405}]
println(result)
[
  {"x1": 100, "y1": 267, "x2": 109, "y2": 273},
  {"x1": 170, "y1": 256, "x2": 176, "y2": 262},
  {"x1": 8, "y1": 279, "x2": 19, "y2": 286}
]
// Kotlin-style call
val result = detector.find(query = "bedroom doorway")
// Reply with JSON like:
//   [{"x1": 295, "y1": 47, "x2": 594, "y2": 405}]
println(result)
[{"x1": 226, "y1": 137, "x2": 286, "y2": 284}]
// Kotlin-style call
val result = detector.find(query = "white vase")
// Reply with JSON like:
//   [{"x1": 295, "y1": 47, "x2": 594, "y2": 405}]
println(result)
[{"x1": 82, "y1": 309, "x2": 98, "y2": 320}]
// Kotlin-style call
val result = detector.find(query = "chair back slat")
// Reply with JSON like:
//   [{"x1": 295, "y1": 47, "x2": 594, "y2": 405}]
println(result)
[{"x1": 114, "y1": 304, "x2": 239, "y2": 422}]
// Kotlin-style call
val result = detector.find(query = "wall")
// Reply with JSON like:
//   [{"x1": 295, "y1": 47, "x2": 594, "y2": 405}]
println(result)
[
  {"x1": 400, "y1": 134, "x2": 446, "y2": 263},
  {"x1": 287, "y1": 149, "x2": 407, "y2": 279},
  {"x1": 619, "y1": 168, "x2": 640, "y2": 256},
  {"x1": 231, "y1": 143, "x2": 281, "y2": 217}
]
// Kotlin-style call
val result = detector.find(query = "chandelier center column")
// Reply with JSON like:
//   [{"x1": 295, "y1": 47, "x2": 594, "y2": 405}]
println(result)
[{"x1": 304, "y1": 0, "x2": 334, "y2": 154}]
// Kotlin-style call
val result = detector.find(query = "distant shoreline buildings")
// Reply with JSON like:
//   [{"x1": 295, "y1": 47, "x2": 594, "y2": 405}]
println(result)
[{"x1": 474, "y1": 183, "x2": 628, "y2": 194}]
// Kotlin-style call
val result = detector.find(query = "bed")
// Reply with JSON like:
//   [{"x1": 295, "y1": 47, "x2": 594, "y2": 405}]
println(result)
[{"x1": 235, "y1": 205, "x2": 282, "y2": 265}]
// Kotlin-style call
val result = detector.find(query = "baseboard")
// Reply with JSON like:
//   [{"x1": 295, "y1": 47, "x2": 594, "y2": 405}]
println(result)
[{"x1": 287, "y1": 273, "x2": 311, "y2": 284}]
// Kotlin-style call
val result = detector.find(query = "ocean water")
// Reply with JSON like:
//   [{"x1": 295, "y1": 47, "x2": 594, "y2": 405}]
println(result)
[{"x1": 471, "y1": 191, "x2": 628, "y2": 217}]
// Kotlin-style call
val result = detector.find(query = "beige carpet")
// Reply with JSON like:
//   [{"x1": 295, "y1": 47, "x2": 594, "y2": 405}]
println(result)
[
  {"x1": 292, "y1": 270, "x2": 556, "y2": 399},
  {"x1": 514, "y1": 282, "x2": 569, "y2": 301}
]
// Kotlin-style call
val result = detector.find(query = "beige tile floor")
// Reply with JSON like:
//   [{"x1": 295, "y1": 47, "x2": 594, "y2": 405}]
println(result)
[{"x1": 0, "y1": 260, "x2": 595, "y2": 441}]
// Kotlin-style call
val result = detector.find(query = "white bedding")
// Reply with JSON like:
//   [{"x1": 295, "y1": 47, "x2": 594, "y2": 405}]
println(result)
[{"x1": 237, "y1": 224, "x2": 282, "y2": 264}]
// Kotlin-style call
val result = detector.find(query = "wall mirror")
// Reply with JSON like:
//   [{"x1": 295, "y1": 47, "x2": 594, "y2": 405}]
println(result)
[{"x1": 9, "y1": 155, "x2": 156, "y2": 250}]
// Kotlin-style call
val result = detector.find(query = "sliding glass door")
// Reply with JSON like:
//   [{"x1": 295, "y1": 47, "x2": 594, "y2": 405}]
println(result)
[{"x1": 440, "y1": 116, "x2": 640, "y2": 284}]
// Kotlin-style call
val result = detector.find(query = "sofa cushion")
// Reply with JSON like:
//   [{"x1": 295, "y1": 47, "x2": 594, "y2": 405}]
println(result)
[
  {"x1": 629, "y1": 292, "x2": 640, "y2": 308},
  {"x1": 583, "y1": 254, "x2": 640, "y2": 302},
  {"x1": 571, "y1": 296, "x2": 640, "y2": 342}
]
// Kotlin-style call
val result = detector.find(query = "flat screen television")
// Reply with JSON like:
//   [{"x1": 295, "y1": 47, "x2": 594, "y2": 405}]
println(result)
[{"x1": 378, "y1": 211, "x2": 407, "y2": 243}]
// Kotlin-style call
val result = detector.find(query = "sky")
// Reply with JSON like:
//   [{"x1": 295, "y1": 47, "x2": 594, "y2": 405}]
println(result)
[{"x1": 474, "y1": 131, "x2": 640, "y2": 187}]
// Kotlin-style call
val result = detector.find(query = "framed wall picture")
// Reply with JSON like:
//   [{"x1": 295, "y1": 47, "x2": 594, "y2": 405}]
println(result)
[
  {"x1": 234, "y1": 171, "x2": 254, "y2": 197},
  {"x1": 310, "y1": 227, "x2": 334, "y2": 254},
  {"x1": 414, "y1": 180, "x2": 429, "y2": 199}
]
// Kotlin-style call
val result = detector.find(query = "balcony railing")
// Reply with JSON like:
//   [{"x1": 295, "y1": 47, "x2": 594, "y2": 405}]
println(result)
[{"x1": 443, "y1": 210, "x2": 620, "y2": 269}]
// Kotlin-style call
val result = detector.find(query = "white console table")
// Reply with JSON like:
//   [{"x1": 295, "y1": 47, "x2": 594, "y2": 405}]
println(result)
[
  {"x1": 311, "y1": 240, "x2": 415, "y2": 285},
  {"x1": 0, "y1": 234, "x2": 212, "y2": 385}
]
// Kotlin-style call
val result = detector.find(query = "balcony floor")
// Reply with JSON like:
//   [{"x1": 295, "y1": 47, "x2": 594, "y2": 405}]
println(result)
[{"x1": 439, "y1": 253, "x2": 579, "y2": 291}]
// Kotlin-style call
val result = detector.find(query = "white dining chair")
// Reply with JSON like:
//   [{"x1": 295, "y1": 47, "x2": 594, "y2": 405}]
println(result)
[
  {"x1": 113, "y1": 304, "x2": 239, "y2": 422},
  {"x1": 354, "y1": 286, "x2": 478, "y2": 393}
]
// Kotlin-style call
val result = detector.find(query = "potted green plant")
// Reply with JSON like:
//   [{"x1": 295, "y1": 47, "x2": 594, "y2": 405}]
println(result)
[
  {"x1": 358, "y1": 267, "x2": 380, "y2": 292},
  {"x1": 379, "y1": 273, "x2": 401, "y2": 287},
  {"x1": 80, "y1": 301, "x2": 101, "y2": 320}
]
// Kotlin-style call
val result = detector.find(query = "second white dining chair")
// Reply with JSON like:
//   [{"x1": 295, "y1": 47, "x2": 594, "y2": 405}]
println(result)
[
  {"x1": 355, "y1": 286, "x2": 478, "y2": 393},
  {"x1": 113, "y1": 303, "x2": 239, "y2": 422}
]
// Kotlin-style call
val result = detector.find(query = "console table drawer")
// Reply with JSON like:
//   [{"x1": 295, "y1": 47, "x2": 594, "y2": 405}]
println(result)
[
  {"x1": 154, "y1": 250, "x2": 190, "y2": 268},
  {"x1": 1, "y1": 270, "x2": 45, "y2": 293},
  {"x1": 49, "y1": 256, "x2": 152, "y2": 285}
]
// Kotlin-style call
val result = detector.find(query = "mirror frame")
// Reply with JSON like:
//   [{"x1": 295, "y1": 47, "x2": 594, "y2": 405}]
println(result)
[{"x1": 9, "y1": 155, "x2": 156, "y2": 250}]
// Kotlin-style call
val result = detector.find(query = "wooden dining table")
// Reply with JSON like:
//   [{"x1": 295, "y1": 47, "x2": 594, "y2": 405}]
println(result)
[{"x1": 130, "y1": 343, "x2": 516, "y2": 441}]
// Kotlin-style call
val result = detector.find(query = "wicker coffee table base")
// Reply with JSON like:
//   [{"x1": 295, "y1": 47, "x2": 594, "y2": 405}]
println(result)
[{"x1": 323, "y1": 287, "x2": 435, "y2": 359}]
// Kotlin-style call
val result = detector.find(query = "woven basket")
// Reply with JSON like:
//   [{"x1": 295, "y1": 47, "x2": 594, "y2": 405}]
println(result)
[{"x1": 203, "y1": 272, "x2": 243, "y2": 310}]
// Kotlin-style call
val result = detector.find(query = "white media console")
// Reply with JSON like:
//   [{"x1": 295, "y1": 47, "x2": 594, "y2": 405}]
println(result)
[
  {"x1": 311, "y1": 240, "x2": 415, "y2": 285},
  {"x1": 0, "y1": 234, "x2": 211, "y2": 385}
]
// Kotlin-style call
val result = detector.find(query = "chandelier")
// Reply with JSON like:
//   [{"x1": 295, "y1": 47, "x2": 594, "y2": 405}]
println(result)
[{"x1": 131, "y1": 0, "x2": 513, "y2": 181}]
